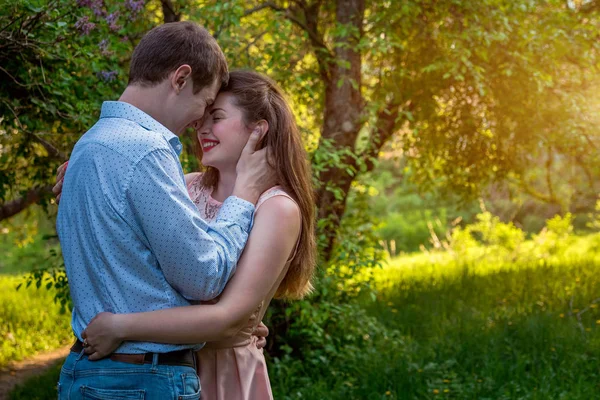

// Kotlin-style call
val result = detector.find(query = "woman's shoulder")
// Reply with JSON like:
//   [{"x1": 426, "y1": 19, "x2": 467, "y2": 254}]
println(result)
[
  {"x1": 256, "y1": 186, "x2": 296, "y2": 210},
  {"x1": 255, "y1": 187, "x2": 300, "y2": 223}
]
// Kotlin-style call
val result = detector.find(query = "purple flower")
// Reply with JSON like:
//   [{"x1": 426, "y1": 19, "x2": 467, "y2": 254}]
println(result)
[
  {"x1": 98, "y1": 39, "x2": 112, "y2": 55},
  {"x1": 77, "y1": 0, "x2": 105, "y2": 17},
  {"x1": 105, "y1": 11, "x2": 120, "y2": 31},
  {"x1": 97, "y1": 70, "x2": 118, "y2": 82},
  {"x1": 98, "y1": 39, "x2": 109, "y2": 51},
  {"x1": 75, "y1": 16, "x2": 96, "y2": 35},
  {"x1": 125, "y1": 0, "x2": 145, "y2": 13},
  {"x1": 125, "y1": 0, "x2": 145, "y2": 21}
]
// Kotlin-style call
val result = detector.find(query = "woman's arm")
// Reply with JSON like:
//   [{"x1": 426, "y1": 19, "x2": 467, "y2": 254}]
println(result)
[{"x1": 83, "y1": 195, "x2": 300, "y2": 360}]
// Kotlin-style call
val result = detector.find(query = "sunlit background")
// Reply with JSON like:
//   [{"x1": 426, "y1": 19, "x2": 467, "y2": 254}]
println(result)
[{"x1": 1, "y1": 0, "x2": 599, "y2": 398}]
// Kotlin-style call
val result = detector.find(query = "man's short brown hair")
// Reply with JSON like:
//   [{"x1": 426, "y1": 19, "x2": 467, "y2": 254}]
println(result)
[{"x1": 128, "y1": 21, "x2": 228, "y2": 93}]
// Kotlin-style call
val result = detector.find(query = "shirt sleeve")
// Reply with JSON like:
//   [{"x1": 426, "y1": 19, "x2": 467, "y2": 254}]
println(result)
[{"x1": 125, "y1": 148, "x2": 255, "y2": 301}]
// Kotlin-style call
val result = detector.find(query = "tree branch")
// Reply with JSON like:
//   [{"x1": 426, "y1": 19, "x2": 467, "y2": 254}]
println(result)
[
  {"x1": 29, "y1": 132, "x2": 68, "y2": 161},
  {"x1": 579, "y1": 0, "x2": 600, "y2": 13},
  {"x1": 0, "y1": 185, "x2": 53, "y2": 221},
  {"x1": 160, "y1": 0, "x2": 180, "y2": 23}
]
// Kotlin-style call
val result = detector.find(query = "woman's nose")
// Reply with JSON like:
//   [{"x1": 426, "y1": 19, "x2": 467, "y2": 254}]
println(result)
[{"x1": 197, "y1": 120, "x2": 212, "y2": 136}]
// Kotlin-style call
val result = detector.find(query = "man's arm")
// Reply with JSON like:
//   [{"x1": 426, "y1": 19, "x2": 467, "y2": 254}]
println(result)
[
  {"x1": 127, "y1": 148, "x2": 253, "y2": 301},
  {"x1": 81, "y1": 196, "x2": 300, "y2": 359}
]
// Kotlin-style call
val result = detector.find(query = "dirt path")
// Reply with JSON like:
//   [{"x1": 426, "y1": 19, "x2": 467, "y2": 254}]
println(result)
[{"x1": 0, "y1": 345, "x2": 71, "y2": 400}]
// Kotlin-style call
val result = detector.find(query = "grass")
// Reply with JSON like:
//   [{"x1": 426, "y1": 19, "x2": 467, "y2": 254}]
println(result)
[
  {"x1": 0, "y1": 207, "x2": 71, "y2": 369},
  {"x1": 8, "y1": 363, "x2": 62, "y2": 400},
  {"x1": 268, "y1": 234, "x2": 600, "y2": 399},
  {"x1": 0, "y1": 276, "x2": 72, "y2": 369},
  {"x1": 8, "y1": 233, "x2": 600, "y2": 399}
]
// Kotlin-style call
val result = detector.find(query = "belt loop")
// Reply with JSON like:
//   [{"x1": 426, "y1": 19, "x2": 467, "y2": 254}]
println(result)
[
  {"x1": 151, "y1": 353, "x2": 159, "y2": 369},
  {"x1": 77, "y1": 348, "x2": 86, "y2": 361}
]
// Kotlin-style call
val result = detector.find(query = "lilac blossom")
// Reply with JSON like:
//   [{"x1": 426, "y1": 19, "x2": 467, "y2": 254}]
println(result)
[
  {"x1": 98, "y1": 39, "x2": 109, "y2": 51},
  {"x1": 105, "y1": 11, "x2": 121, "y2": 31},
  {"x1": 77, "y1": 0, "x2": 104, "y2": 17},
  {"x1": 97, "y1": 70, "x2": 118, "y2": 82},
  {"x1": 75, "y1": 16, "x2": 96, "y2": 35},
  {"x1": 125, "y1": 0, "x2": 145, "y2": 13},
  {"x1": 98, "y1": 39, "x2": 111, "y2": 56}
]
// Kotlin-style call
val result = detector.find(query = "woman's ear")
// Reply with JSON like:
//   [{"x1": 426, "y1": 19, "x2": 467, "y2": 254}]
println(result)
[
  {"x1": 252, "y1": 120, "x2": 269, "y2": 149},
  {"x1": 254, "y1": 120, "x2": 269, "y2": 138}
]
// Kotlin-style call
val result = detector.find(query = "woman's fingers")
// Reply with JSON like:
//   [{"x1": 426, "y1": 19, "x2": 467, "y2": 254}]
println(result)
[{"x1": 57, "y1": 161, "x2": 68, "y2": 180}]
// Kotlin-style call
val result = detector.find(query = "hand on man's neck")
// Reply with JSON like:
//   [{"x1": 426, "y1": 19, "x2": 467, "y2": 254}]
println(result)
[{"x1": 119, "y1": 84, "x2": 183, "y2": 135}]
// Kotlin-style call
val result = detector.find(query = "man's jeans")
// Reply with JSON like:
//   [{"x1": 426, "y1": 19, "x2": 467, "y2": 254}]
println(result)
[{"x1": 58, "y1": 350, "x2": 200, "y2": 400}]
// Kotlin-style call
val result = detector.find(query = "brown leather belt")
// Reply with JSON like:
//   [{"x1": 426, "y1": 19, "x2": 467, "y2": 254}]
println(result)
[{"x1": 71, "y1": 340, "x2": 195, "y2": 368}]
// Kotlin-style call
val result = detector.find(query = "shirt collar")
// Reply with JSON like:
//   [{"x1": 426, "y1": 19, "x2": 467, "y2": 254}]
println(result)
[{"x1": 100, "y1": 101, "x2": 183, "y2": 155}]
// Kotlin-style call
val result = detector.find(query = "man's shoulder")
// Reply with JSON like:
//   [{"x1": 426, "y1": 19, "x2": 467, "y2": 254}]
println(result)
[{"x1": 82, "y1": 117, "x2": 173, "y2": 163}]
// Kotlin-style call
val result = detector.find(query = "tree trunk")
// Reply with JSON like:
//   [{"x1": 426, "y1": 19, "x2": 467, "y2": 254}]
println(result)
[
  {"x1": 161, "y1": 0, "x2": 181, "y2": 23},
  {"x1": 315, "y1": 0, "x2": 365, "y2": 261}
]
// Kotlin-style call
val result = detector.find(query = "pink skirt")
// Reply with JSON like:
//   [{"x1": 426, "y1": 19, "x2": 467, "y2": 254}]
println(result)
[{"x1": 196, "y1": 336, "x2": 274, "y2": 400}]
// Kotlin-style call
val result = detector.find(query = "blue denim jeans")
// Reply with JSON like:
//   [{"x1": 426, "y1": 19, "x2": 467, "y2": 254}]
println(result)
[{"x1": 58, "y1": 350, "x2": 200, "y2": 400}]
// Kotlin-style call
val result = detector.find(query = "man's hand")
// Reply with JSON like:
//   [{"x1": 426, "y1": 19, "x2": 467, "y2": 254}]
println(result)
[
  {"x1": 252, "y1": 321, "x2": 269, "y2": 349},
  {"x1": 232, "y1": 129, "x2": 277, "y2": 204},
  {"x1": 52, "y1": 161, "x2": 68, "y2": 204}
]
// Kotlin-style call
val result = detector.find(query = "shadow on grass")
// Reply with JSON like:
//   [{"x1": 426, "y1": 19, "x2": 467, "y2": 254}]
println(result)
[{"x1": 8, "y1": 363, "x2": 61, "y2": 400}]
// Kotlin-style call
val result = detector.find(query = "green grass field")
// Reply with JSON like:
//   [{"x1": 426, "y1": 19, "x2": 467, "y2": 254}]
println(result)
[
  {"x1": 268, "y1": 234, "x2": 600, "y2": 399},
  {"x1": 8, "y1": 234, "x2": 600, "y2": 399},
  {"x1": 0, "y1": 276, "x2": 72, "y2": 369},
  {"x1": 1, "y1": 211, "x2": 72, "y2": 370}
]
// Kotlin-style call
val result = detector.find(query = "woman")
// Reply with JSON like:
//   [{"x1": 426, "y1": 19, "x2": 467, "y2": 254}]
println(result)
[{"x1": 78, "y1": 70, "x2": 316, "y2": 400}]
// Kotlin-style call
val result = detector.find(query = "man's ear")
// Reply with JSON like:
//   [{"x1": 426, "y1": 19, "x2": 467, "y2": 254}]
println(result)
[{"x1": 171, "y1": 65, "x2": 192, "y2": 94}]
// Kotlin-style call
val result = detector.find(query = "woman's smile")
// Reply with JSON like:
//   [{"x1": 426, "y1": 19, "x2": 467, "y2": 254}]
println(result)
[{"x1": 202, "y1": 139, "x2": 220, "y2": 152}]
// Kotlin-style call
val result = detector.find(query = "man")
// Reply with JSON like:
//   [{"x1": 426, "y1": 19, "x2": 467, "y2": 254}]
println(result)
[{"x1": 56, "y1": 21, "x2": 273, "y2": 399}]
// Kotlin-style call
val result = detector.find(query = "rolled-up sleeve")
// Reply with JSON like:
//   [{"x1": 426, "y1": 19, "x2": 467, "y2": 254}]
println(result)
[{"x1": 126, "y1": 149, "x2": 254, "y2": 301}]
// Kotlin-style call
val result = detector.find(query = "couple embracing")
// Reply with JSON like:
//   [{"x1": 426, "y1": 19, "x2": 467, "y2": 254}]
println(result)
[{"x1": 55, "y1": 21, "x2": 316, "y2": 400}]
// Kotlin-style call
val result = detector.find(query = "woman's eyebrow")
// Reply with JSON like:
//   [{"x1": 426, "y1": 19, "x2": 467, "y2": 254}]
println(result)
[{"x1": 209, "y1": 108, "x2": 225, "y2": 115}]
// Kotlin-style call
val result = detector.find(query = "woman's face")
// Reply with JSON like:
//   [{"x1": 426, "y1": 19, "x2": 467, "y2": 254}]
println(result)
[{"x1": 197, "y1": 92, "x2": 250, "y2": 171}]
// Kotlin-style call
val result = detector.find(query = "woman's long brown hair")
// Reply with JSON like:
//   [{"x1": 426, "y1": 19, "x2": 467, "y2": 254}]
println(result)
[{"x1": 195, "y1": 70, "x2": 316, "y2": 300}]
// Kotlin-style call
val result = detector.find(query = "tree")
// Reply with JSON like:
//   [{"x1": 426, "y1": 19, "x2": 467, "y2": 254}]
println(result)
[
  {"x1": 2, "y1": 0, "x2": 599, "y2": 264},
  {"x1": 194, "y1": 0, "x2": 600, "y2": 260}
]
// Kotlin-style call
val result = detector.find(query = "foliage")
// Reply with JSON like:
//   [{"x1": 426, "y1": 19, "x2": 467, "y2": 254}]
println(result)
[
  {"x1": 450, "y1": 211, "x2": 526, "y2": 256},
  {"x1": 588, "y1": 198, "x2": 600, "y2": 231},
  {"x1": 3, "y1": 0, "x2": 599, "y2": 262},
  {"x1": 0, "y1": 275, "x2": 71, "y2": 369},
  {"x1": 533, "y1": 213, "x2": 575, "y2": 257},
  {"x1": 8, "y1": 230, "x2": 600, "y2": 399},
  {"x1": 0, "y1": 0, "x2": 152, "y2": 217},
  {"x1": 0, "y1": 206, "x2": 59, "y2": 274}
]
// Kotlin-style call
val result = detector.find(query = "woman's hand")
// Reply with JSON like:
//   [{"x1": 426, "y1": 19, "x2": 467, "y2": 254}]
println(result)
[
  {"x1": 81, "y1": 312, "x2": 126, "y2": 361},
  {"x1": 253, "y1": 321, "x2": 269, "y2": 349},
  {"x1": 52, "y1": 161, "x2": 68, "y2": 204}
]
